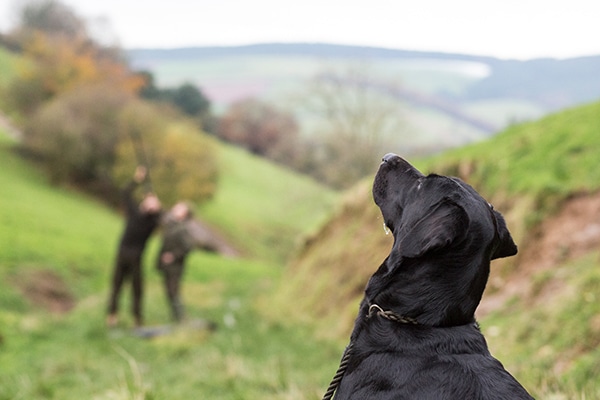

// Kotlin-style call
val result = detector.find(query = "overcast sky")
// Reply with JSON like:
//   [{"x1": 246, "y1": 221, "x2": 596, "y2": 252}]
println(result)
[{"x1": 1, "y1": 0, "x2": 599, "y2": 60}]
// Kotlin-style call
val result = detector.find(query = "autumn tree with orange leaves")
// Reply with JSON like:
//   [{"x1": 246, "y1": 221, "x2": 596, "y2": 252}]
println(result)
[
  {"x1": 7, "y1": 1, "x2": 143, "y2": 116},
  {"x1": 5, "y1": 0, "x2": 218, "y2": 204}
]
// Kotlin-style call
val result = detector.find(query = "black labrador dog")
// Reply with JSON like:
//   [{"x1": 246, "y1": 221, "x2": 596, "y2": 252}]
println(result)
[{"x1": 330, "y1": 154, "x2": 533, "y2": 399}]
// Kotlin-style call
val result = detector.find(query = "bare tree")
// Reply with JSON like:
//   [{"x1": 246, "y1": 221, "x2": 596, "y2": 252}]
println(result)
[
  {"x1": 299, "y1": 63, "x2": 406, "y2": 188},
  {"x1": 14, "y1": 0, "x2": 87, "y2": 40}
]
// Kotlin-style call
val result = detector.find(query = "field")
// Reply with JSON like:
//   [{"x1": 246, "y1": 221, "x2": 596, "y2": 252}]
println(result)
[
  {"x1": 129, "y1": 49, "x2": 547, "y2": 150},
  {"x1": 198, "y1": 143, "x2": 338, "y2": 263},
  {"x1": 0, "y1": 130, "x2": 343, "y2": 400},
  {"x1": 3, "y1": 41, "x2": 600, "y2": 399}
]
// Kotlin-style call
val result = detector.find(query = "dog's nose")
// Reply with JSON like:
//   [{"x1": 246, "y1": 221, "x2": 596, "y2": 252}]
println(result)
[{"x1": 382, "y1": 153, "x2": 400, "y2": 164}]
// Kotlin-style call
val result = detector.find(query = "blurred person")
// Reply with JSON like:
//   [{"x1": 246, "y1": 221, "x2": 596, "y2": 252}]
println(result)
[
  {"x1": 157, "y1": 201, "x2": 229, "y2": 322},
  {"x1": 107, "y1": 166, "x2": 162, "y2": 328}
]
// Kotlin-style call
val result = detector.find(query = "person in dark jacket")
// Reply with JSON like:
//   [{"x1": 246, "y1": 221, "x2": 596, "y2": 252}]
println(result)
[
  {"x1": 107, "y1": 166, "x2": 162, "y2": 328},
  {"x1": 157, "y1": 201, "x2": 232, "y2": 322}
]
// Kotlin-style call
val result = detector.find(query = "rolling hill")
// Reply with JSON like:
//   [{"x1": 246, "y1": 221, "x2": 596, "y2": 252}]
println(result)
[
  {"x1": 128, "y1": 43, "x2": 600, "y2": 153},
  {"x1": 273, "y1": 100, "x2": 600, "y2": 398}
]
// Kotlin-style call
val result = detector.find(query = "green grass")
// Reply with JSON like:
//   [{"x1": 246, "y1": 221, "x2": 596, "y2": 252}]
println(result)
[
  {"x1": 5, "y1": 39, "x2": 599, "y2": 396},
  {"x1": 482, "y1": 252, "x2": 600, "y2": 399},
  {"x1": 0, "y1": 130, "x2": 343, "y2": 400},
  {"x1": 0, "y1": 46, "x2": 341, "y2": 398},
  {"x1": 424, "y1": 101, "x2": 600, "y2": 198},
  {"x1": 199, "y1": 143, "x2": 338, "y2": 263},
  {"x1": 278, "y1": 100, "x2": 600, "y2": 397},
  {"x1": 0, "y1": 139, "x2": 119, "y2": 296},
  {"x1": 420, "y1": 101, "x2": 600, "y2": 240},
  {"x1": 0, "y1": 255, "x2": 342, "y2": 400}
]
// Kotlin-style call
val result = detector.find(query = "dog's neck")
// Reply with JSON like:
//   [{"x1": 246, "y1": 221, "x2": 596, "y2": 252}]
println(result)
[{"x1": 362, "y1": 256, "x2": 487, "y2": 327}]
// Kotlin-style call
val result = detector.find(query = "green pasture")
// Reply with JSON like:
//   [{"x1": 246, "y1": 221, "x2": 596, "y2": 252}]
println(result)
[
  {"x1": 0, "y1": 129, "x2": 342, "y2": 400},
  {"x1": 199, "y1": 142, "x2": 338, "y2": 263}
]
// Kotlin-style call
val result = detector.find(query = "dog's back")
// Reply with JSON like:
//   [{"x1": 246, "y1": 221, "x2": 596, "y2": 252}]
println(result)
[{"x1": 336, "y1": 318, "x2": 532, "y2": 399}]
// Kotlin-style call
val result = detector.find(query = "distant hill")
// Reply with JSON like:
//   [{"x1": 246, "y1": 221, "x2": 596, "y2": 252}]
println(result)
[
  {"x1": 128, "y1": 43, "x2": 600, "y2": 153},
  {"x1": 464, "y1": 55, "x2": 600, "y2": 109},
  {"x1": 128, "y1": 43, "x2": 497, "y2": 62}
]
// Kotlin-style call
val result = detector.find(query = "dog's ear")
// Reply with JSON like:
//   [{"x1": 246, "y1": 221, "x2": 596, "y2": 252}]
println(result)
[
  {"x1": 491, "y1": 209, "x2": 518, "y2": 259},
  {"x1": 398, "y1": 198, "x2": 469, "y2": 259}
]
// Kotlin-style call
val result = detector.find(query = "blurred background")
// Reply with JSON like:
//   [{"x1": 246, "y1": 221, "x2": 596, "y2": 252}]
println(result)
[{"x1": 0, "y1": 0, "x2": 599, "y2": 398}]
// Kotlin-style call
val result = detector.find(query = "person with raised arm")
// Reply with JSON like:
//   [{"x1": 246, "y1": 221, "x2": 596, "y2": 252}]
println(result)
[{"x1": 107, "y1": 166, "x2": 162, "y2": 328}]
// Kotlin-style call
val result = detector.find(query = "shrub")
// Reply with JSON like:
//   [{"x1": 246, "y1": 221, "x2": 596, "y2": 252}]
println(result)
[
  {"x1": 22, "y1": 86, "x2": 219, "y2": 205},
  {"x1": 22, "y1": 84, "x2": 129, "y2": 184},
  {"x1": 217, "y1": 98, "x2": 299, "y2": 159},
  {"x1": 112, "y1": 101, "x2": 219, "y2": 205}
]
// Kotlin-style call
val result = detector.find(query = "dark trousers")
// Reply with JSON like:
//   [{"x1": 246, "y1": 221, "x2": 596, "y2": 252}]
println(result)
[
  {"x1": 158, "y1": 255, "x2": 186, "y2": 322},
  {"x1": 108, "y1": 246, "x2": 144, "y2": 325}
]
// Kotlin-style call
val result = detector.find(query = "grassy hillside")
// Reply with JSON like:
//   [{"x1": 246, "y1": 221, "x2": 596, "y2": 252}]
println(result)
[
  {"x1": 0, "y1": 44, "x2": 337, "y2": 265},
  {"x1": 276, "y1": 101, "x2": 600, "y2": 398},
  {"x1": 199, "y1": 142, "x2": 338, "y2": 263},
  {"x1": 428, "y1": 101, "x2": 600, "y2": 246},
  {"x1": 0, "y1": 128, "x2": 342, "y2": 399}
]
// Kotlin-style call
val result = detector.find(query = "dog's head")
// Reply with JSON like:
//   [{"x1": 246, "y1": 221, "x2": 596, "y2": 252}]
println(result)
[{"x1": 371, "y1": 154, "x2": 517, "y2": 324}]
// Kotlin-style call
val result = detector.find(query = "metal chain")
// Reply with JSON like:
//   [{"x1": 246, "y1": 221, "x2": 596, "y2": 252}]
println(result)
[{"x1": 368, "y1": 304, "x2": 418, "y2": 325}]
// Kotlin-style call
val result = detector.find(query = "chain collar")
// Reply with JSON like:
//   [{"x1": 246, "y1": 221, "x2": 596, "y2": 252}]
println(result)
[{"x1": 368, "y1": 304, "x2": 419, "y2": 325}]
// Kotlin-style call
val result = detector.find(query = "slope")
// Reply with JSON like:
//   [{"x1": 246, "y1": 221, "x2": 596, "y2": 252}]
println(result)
[
  {"x1": 275, "y1": 101, "x2": 600, "y2": 398},
  {"x1": 199, "y1": 142, "x2": 338, "y2": 263},
  {"x1": 0, "y1": 127, "x2": 340, "y2": 399}
]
